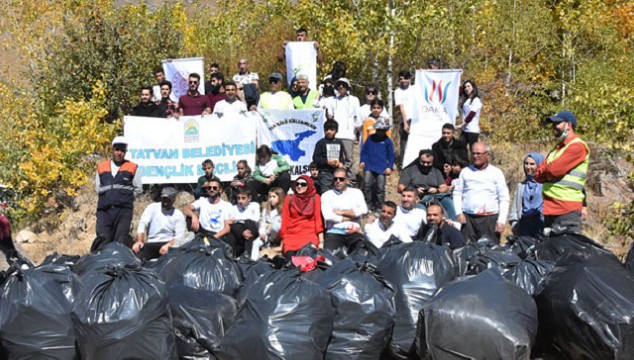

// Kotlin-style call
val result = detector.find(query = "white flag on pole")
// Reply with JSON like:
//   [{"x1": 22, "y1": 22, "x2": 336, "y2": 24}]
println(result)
[
  {"x1": 285, "y1": 42, "x2": 317, "y2": 90},
  {"x1": 162, "y1": 57, "x2": 205, "y2": 102}
]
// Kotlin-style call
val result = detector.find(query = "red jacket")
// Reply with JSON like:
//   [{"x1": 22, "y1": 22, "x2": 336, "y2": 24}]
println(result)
[{"x1": 280, "y1": 194, "x2": 324, "y2": 252}]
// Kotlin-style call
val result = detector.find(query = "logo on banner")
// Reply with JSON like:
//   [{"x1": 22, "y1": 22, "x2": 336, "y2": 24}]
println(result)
[
  {"x1": 424, "y1": 76, "x2": 452, "y2": 105},
  {"x1": 271, "y1": 130, "x2": 316, "y2": 161},
  {"x1": 184, "y1": 119, "x2": 199, "y2": 143},
  {"x1": 170, "y1": 71, "x2": 189, "y2": 98}
]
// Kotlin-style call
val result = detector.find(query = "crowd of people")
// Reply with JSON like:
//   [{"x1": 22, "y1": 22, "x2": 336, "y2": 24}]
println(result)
[{"x1": 94, "y1": 27, "x2": 590, "y2": 261}]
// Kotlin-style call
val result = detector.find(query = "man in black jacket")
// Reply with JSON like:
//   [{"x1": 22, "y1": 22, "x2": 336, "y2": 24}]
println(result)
[
  {"x1": 416, "y1": 203, "x2": 465, "y2": 249},
  {"x1": 431, "y1": 123, "x2": 468, "y2": 174}
]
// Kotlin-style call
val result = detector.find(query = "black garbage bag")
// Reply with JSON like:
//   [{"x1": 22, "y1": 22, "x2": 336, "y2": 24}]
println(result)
[
  {"x1": 72, "y1": 264, "x2": 177, "y2": 360},
  {"x1": 533, "y1": 232, "x2": 618, "y2": 263},
  {"x1": 142, "y1": 246, "x2": 183, "y2": 275},
  {"x1": 235, "y1": 258, "x2": 277, "y2": 305},
  {"x1": 417, "y1": 269, "x2": 538, "y2": 359},
  {"x1": 161, "y1": 246, "x2": 243, "y2": 297},
  {"x1": 452, "y1": 238, "x2": 502, "y2": 276},
  {"x1": 503, "y1": 259, "x2": 555, "y2": 296},
  {"x1": 536, "y1": 254, "x2": 634, "y2": 359},
  {"x1": 466, "y1": 251, "x2": 522, "y2": 275},
  {"x1": 625, "y1": 241, "x2": 634, "y2": 273},
  {"x1": 73, "y1": 241, "x2": 140, "y2": 276},
  {"x1": 296, "y1": 242, "x2": 340, "y2": 265},
  {"x1": 215, "y1": 268, "x2": 334, "y2": 360},
  {"x1": 40, "y1": 253, "x2": 81, "y2": 267},
  {"x1": 503, "y1": 235, "x2": 538, "y2": 259},
  {"x1": 0, "y1": 264, "x2": 80, "y2": 360},
  {"x1": 316, "y1": 259, "x2": 396, "y2": 359},
  {"x1": 376, "y1": 241, "x2": 456, "y2": 359},
  {"x1": 168, "y1": 285, "x2": 238, "y2": 359}
]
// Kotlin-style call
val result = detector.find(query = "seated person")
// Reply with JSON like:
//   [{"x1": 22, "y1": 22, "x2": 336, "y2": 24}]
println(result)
[
  {"x1": 321, "y1": 168, "x2": 368, "y2": 253},
  {"x1": 230, "y1": 187, "x2": 260, "y2": 257},
  {"x1": 257, "y1": 187, "x2": 285, "y2": 259},
  {"x1": 194, "y1": 159, "x2": 220, "y2": 199},
  {"x1": 398, "y1": 149, "x2": 456, "y2": 220},
  {"x1": 415, "y1": 203, "x2": 465, "y2": 250},
  {"x1": 280, "y1": 176, "x2": 324, "y2": 260},
  {"x1": 183, "y1": 180, "x2": 237, "y2": 255},
  {"x1": 253, "y1": 145, "x2": 291, "y2": 199},
  {"x1": 226, "y1": 160, "x2": 258, "y2": 204},
  {"x1": 133, "y1": 187, "x2": 186, "y2": 260},
  {"x1": 308, "y1": 161, "x2": 319, "y2": 184},
  {"x1": 364, "y1": 201, "x2": 412, "y2": 250},
  {"x1": 394, "y1": 186, "x2": 427, "y2": 238}
]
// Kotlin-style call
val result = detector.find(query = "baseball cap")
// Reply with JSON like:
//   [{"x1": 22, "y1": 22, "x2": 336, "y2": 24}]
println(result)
[
  {"x1": 545, "y1": 110, "x2": 577, "y2": 128},
  {"x1": 111, "y1": 136, "x2": 128, "y2": 146},
  {"x1": 160, "y1": 187, "x2": 177, "y2": 199},
  {"x1": 268, "y1": 73, "x2": 283, "y2": 82}
]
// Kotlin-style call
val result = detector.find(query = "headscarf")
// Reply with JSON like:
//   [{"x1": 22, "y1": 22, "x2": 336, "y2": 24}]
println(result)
[
  {"x1": 290, "y1": 175, "x2": 317, "y2": 216},
  {"x1": 522, "y1": 152, "x2": 544, "y2": 216}
]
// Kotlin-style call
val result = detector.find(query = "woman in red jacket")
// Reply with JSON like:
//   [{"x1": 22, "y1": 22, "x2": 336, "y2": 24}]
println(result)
[{"x1": 280, "y1": 175, "x2": 324, "y2": 259}]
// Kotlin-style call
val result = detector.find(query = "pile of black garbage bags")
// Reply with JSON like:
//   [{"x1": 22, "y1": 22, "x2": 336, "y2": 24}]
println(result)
[{"x1": 1, "y1": 232, "x2": 634, "y2": 360}]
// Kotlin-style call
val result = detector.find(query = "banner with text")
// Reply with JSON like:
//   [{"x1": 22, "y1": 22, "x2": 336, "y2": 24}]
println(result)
[
  {"x1": 285, "y1": 42, "x2": 317, "y2": 90},
  {"x1": 124, "y1": 115, "x2": 257, "y2": 183},
  {"x1": 404, "y1": 69, "x2": 462, "y2": 166},
  {"x1": 256, "y1": 109, "x2": 325, "y2": 177},
  {"x1": 162, "y1": 57, "x2": 205, "y2": 102}
]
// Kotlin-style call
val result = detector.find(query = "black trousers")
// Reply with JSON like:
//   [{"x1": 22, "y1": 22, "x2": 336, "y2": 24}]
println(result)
[
  {"x1": 254, "y1": 172, "x2": 291, "y2": 200},
  {"x1": 545, "y1": 210, "x2": 582, "y2": 235},
  {"x1": 324, "y1": 232, "x2": 366, "y2": 253},
  {"x1": 461, "y1": 214, "x2": 500, "y2": 244},
  {"x1": 136, "y1": 241, "x2": 168, "y2": 261},
  {"x1": 93, "y1": 206, "x2": 133, "y2": 252}
]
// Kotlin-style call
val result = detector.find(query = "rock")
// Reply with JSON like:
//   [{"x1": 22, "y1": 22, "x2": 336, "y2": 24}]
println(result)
[{"x1": 15, "y1": 230, "x2": 37, "y2": 244}]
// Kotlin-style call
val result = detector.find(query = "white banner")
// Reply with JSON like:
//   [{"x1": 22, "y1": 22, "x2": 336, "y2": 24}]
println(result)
[
  {"x1": 124, "y1": 115, "x2": 257, "y2": 183},
  {"x1": 404, "y1": 69, "x2": 462, "y2": 166},
  {"x1": 162, "y1": 57, "x2": 205, "y2": 102},
  {"x1": 285, "y1": 42, "x2": 317, "y2": 90},
  {"x1": 256, "y1": 109, "x2": 325, "y2": 177}
]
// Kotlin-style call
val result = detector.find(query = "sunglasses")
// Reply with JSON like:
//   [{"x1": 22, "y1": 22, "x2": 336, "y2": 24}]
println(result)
[
  {"x1": 189, "y1": 81, "x2": 198, "y2": 84},
  {"x1": 269, "y1": 79, "x2": 280, "y2": 84},
  {"x1": 295, "y1": 181, "x2": 308, "y2": 188},
  {"x1": 366, "y1": 90, "x2": 377, "y2": 95},
  {"x1": 333, "y1": 177, "x2": 347, "y2": 182},
  {"x1": 204, "y1": 185, "x2": 219, "y2": 191}
]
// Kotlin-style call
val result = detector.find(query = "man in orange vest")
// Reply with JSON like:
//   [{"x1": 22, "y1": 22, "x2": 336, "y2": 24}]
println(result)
[
  {"x1": 93, "y1": 136, "x2": 143, "y2": 251},
  {"x1": 535, "y1": 110, "x2": 589, "y2": 235}
]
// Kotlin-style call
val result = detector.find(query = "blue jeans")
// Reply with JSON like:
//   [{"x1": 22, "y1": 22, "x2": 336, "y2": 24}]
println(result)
[
  {"x1": 363, "y1": 170, "x2": 386, "y2": 209},
  {"x1": 420, "y1": 193, "x2": 457, "y2": 220}
]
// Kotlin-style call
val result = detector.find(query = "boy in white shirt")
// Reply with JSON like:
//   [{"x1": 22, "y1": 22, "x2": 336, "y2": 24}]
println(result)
[
  {"x1": 230, "y1": 187, "x2": 260, "y2": 257},
  {"x1": 364, "y1": 201, "x2": 412, "y2": 250},
  {"x1": 394, "y1": 186, "x2": 427, "y2": 237}
]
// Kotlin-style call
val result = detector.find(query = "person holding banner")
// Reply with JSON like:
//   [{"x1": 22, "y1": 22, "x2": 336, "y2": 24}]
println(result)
[
  {"x1": 213, "y1": 81, "x2": 247, "y2": 116},
  {"x1": 178, "y1": 73, "x2": 211, "y2": 116},
  {"x1": 458, "y1": 79, "x2": 483, "y2": 151},
  {"x1": 131, "y1": 86, "x2": 159, "y2": 117},
  {"x1": 259, "y1": 73, "x2": 294, "y2": 110},
  {"x1": 279, "y1": 27, "x2": 322, "y2": 64},
  {"x1": 394, "y1": 70, "x2": 417, "y2": 165},
  {"x1": 253, "y1": 145, "x2": 292, "y2": 199},
  {"x1": 292, "y1": 73, "x2": 320, "y2": 110},
  {"x1": 155, "y1": 81, "x2": 179, "y2": 118},
  {"x1": 206, "y1": 72, "x2": 227, "y2": 113}
]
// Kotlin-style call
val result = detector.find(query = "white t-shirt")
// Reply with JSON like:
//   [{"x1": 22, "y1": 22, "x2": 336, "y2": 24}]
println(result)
[
  {"x1": 192, "y1": 198, "x2": 235, "y2": 233},
  {"x1": 462, "y1": 97, "x2": 482, "y2": 133},
  {"x1": 327, "y1": 95, "x2": 362, "y2": 140},
  {"x1": 364, "y1": 219, "x2": 412, "y2": 248},
  {"x1": 233, "y1": 202, "x2": 260, "y2": 223},
  {"x1": 394, "y1": 205, "x2": 427, "y2": 237},
  {"x1": 259, "y1": 208, "x2": 282, "y2": 235},
  {"x1": 136, "y1": 202, "x2": 187, "y2": 244},
  {"x1": 213, "y1": 99, "x2": 247, "y2": 116},
  {"x1": 321, "y1": 187, "x2": 368, "y2": 233},
  {"x1": 257, "y1": 159, "x2": 279, "y2": 178},
  {"x1": 394, "y1": 86, "x2": 417, "y2": 122},
  {"x1": 453, "y1": 164, "x2": 510, "y2": 224}
]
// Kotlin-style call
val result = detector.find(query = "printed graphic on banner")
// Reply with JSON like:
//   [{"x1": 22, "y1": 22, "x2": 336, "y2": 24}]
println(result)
[
  {"x1": 124, "y1": 115, "x2": 256, "y2": 183},
  {"x1": 257, "y1": 109, "x2": 325, "y2": 177},
  {"x1": 403, "y1": 69, "x2": 462, "y2": 166},
  {"x1": 285, "y1": 42, "x2": 318, "y2": 90},
  {"x1": 162, "y1": 57, "x2": 205, "y2": 101}
]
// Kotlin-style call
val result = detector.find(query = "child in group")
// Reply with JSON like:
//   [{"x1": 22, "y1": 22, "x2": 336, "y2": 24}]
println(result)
[
  {"x1": 227, "y1": 159, "x2": 258, "y2": 204},
  {"x1": 361, "y1": 99, "x2": 392, "y2": 144},
  {"x1": 230, "y1": 187, "x2": 260, "y2": 257},
  {"x1": 194, "y1": 159, "x2": 221, "y2": 199},
  {"x1": 359, "y1": 119, "x2": 394, "y2": 211},
  {"x1": 308, "y1": 162, "x2": 319, "y2": 184},
  {"x1": 312, "y1": 120, "x2": 348, "y2": 194},
  {"x1": 256, "y1": 187, "x2": 285, "y2": 259},
  {"x1": 253, "y1": 145, "x2": 291, "y2": 199}
]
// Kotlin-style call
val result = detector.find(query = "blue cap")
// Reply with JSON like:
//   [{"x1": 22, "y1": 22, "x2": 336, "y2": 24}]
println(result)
[{"x1": 546, "y1": 110, "x2": 577, "y2": 128}]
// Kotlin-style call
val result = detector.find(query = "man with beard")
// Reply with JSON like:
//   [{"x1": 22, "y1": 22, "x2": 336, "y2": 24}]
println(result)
[
  {"x1": 207, "y1": 72, "x2": 227, "y2": 113},
  {"x1": 93, "y1": 136, "x2": 143, "y2": 251},
  {"x1": 398, "y1": 149, "x2": 456, "y2": 219},
  {"x1": 204, "y1": 62, "x2": 221, "y2": 93},
  {"x1": 416, "y1": 203, "x2": 465, "y2": 249},
  {"x1": 454, "y1": 142, "x2": 510, "y2": 243},
  {"x1": 364, "y1": 201, "x2": 412, "y2": 250},
  {"x1": 292, "y1": 73, "x2": 320, "y2": 109},
  {"x1": 393, "y1": 186, "x2": 427, "y2": 238},
  {"x1": 535, "y1": 110, "x2": 588, "y2": 235},
  {"x1": 154, "y1": 80, "x2": 179, "y2": 118},
  {"x1": 213, "y1": 81, "x2": 247, "y2": 116},
  {"x1": 431, "y1": 123, "x2": 468, "y2": 173},
  {"x1": 178, "y1": 73, "x2": 211, "y2": 116},
  {"x1": 131, "y1": 86, "x2": 159, "y2": 117}
]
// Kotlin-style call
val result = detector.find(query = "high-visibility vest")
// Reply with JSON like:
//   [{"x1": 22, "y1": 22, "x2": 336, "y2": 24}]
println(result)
[
  {"x1": 293, "y1": 90, "x2": 319, "y2": 109},
  {"x1": 97, "y1": 160, "x2": 138, "y2": 210},
  {"x1": 542, "y1": 137, "x2": 589, "y2": 202}
]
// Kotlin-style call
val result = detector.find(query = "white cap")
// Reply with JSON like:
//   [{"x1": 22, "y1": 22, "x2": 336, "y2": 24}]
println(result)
[{"x1": 112, "y1": 136, "x2": 128, "y2": 146}]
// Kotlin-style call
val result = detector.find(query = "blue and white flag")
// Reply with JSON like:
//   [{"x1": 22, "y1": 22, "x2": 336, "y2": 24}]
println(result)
[
  {"x1": 162, "y1": 57, "x2": 205, "y2": 102},
  {"x1": 404, "y1": 69, "x2": 462, "y2": 165},
  {"x1": 256, "y1": 109, "x2": 325, "y2": 177},
  {"x1": 285, "y1": 42, "x2": 318, "y2": 90}
]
